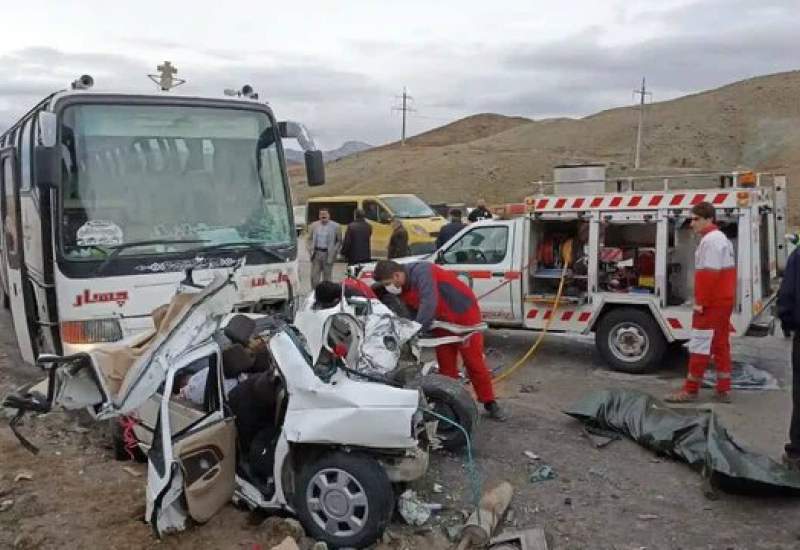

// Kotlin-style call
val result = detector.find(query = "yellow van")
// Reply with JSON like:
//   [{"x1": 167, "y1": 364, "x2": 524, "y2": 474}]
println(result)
[{"x1": 306, "y1": 194, "x2": 446, "y2": 257}]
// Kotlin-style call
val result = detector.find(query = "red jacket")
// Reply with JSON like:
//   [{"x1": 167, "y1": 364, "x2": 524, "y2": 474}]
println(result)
[
  {"x1": 399, "y1": 262, "x2": 481, "y2": 329},
  {"x1": 343, "y1": 277, "x2": 377, "y2": 299},
  {"x1": 694, "y1": 225, "x2": 736, "y2": 307}
]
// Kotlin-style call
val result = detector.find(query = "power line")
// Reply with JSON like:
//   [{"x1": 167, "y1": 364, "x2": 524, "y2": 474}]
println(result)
[
  {"x1": 632, "y1": 77, "x2": 652, "y2": 169},
  {"x1": 391, "y1": 87, "x2": 416, "y2": 145}
]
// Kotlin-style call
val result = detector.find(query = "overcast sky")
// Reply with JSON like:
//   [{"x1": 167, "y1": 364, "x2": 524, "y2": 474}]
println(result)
[{"x1": 1, "y1": 0, "x2": 797, "y2": 149}]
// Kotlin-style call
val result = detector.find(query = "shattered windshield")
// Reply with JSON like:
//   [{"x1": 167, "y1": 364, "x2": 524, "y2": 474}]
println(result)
[
  {"x1": 59, "y1": 104, "x2": 292, "y2": 259},
  {"x1": 381, "y1": 196, "x2": 436, "y2": 218}
]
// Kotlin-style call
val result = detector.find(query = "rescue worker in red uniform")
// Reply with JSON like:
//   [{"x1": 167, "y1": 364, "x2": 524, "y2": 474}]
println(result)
[
  {"x1": 372, "y1": 260, "x2": 508, "y2": 420},
  {"x1": 666, "y1": 202, "x2": 736, "y2": 403}
]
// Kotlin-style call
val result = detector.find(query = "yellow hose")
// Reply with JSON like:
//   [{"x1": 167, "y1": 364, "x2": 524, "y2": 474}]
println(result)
[{"x1": 492, "y1": 239, "x2": 572, "y2": 383}]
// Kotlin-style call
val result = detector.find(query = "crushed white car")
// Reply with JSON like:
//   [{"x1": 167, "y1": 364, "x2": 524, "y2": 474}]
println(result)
[{"x1": 4, "y1": 273, "x2": 434, "y2": 548}]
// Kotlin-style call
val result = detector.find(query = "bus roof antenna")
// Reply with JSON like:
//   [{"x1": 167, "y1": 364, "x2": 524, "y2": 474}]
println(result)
[{"x1": 147, "y1": 61, "x2": 186, "y2": 91}]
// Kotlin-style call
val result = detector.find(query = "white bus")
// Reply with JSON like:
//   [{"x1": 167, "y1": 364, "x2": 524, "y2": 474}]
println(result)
[{"x1": 0, "y1": 75, "x2": 324, "y2": 363}]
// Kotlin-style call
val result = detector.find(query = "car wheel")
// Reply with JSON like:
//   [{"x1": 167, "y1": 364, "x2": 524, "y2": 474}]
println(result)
[
  {"x1": 412, "y1": 373, "x2": 478, "y2": 451},
  {"x1": 596, "y1": 307, "x2": 667, "y2": 374},
  {"x1": 294, "y1": 451, "x2": 393, "y2": 549}
]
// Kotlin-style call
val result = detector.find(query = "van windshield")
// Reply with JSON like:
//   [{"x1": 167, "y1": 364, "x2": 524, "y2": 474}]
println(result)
[
  {"x1": 381, "y1": 196, "x2": 436, "y2": 218},
  {"x1": 59, "y1": 104, "x2": 292, "y2": 259}
]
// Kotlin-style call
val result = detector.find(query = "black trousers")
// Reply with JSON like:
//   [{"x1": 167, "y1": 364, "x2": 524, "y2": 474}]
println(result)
[{"x1": 786, "y1": 333, "x2": 800, "y2": 457}]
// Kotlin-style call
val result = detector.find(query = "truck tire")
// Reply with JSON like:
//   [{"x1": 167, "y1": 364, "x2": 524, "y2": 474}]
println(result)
[
  {"x1": 596, "y1": 307, "x2": 667, "y2": 374},
  {"x1": 412, "y1": 373, "x2": 478, "y2": 452},
  {"x1": 294, "y1": 451, "x2": 394, "y2": 549}
]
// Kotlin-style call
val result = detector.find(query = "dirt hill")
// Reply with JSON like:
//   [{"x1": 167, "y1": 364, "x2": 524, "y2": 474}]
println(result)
[{"x1": 290, "y1": 71, "x2": 800, "y2": 224}]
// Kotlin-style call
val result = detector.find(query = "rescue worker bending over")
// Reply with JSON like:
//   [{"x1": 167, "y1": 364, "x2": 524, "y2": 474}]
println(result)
[
  {"x1": 372, "y1": 260, "x2": 508, "y2": 421},
  {"x1": 666, "y1": 201, "x2": 736, "y2": 403}
]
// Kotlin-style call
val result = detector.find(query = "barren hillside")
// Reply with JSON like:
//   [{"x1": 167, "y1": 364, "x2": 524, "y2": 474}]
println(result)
[{"x1": 290, "y1": 71, "x2": 800, "y2": 223}]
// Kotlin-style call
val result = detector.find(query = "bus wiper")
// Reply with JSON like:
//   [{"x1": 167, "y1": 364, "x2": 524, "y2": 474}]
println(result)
[
  {"x1": 94, "y1": 239, "x2": 209, "y2": 276},
  {"x1": 188, "y1": 241, "x2": 287, "y2": 262}
]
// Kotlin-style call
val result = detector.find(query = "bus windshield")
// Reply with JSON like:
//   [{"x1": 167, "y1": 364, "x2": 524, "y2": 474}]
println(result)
[
  {"x1": 59, "y1": 104, "x2": 292, "y2": 260},
  {"x1": 380, "y1": 196, "x2": 436, "y2": 218}
]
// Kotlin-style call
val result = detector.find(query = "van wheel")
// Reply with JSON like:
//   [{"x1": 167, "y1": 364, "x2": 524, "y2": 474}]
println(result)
[
  {"x1": 294, "y1": 452, "x2": 393, "y2": 549},
  {"x1": 596, "y1": 308, "x2": 666, "y2": 374},
  {"x1": 2, "y1": 288, "x2": 9, "y2": 309},
  {"x1": 412, "y1": 374, "x2": 478, "y2": 452}
]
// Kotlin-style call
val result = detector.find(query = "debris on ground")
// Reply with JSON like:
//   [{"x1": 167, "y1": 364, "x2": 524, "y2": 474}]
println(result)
[
  {"x1": 13, "y1": 471, "x2": 33, "y2": 483},
  {"x1": 702, "y1": 361, "x2": 779, "y2": 391},
  {"x1": 519, "y1": 384, "x2": 538, "y2": 394},
  {"x1": 529, "y1": 465, "x2": 556, "y2": 483},
  {"x1": 582, "y1": 425, "x2": 621, "y2": 449},
  {"x1": 122, "y1": 466, "x2": 141, "y2": 478},
  {"x1": 433, "y1": 483, "x2": 444, "y2": 493},
  {"x1": 398, "y1": 489, "x2": 441, "y2": 526},
  {"x1": 637, "y1": 514, "x2": 659, "y2": 521},
  {"x1": 490, "y1": 527, "x2": 549, "y2": 550},
  {"x1": 311, "y1": 541, "x2": 328, "y2": 550},
  {"x1": 0, "y1": 499, "x2": 13, "y2": 513},
  {"x1": 445, "y1": 524, "x2": 463, "y2": 542},
  {"x1": 565, "y1": 389, "x2": 800, "y2": 495},
  {"x1": 261, "y1": 517, "x2": 306, "y2": 541},
  {"x1": 456, "y1": 481, "x2": 514, "y2": 549},
  {"x1": 523, "y1": 451, "x2": 541, "y2": 461},
  {"x1": 270, "y1": 537, "x2": 300, "y2": 550}
]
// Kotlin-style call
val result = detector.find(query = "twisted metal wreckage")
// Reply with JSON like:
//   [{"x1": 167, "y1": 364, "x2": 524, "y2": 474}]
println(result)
[{"x1": 4, "y1": 270, "x2": 483, "y2": 548}]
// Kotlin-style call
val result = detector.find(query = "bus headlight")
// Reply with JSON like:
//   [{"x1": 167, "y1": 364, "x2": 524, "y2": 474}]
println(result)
[{"x1": 61, "y1": 319, "x2": 123, "y2": 344}]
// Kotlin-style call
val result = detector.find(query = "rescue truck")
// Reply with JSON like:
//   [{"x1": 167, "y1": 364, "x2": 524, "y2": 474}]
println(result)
[
  {"x1": 0, "y1": 67, "x2": 325, "y2": 364},
  {"x1": 360, "y1": 167, "x2": 788, "y2": 373}
]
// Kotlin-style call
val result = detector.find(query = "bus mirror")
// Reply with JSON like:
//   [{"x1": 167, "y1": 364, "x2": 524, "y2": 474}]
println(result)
[
  {"x1": 39, "y1": 112, "x2": 57, "y2": 147},
  {"x1": 305, "y1": 150, "x2": 325, "y2": 187},
  {"x1": 35, "y1": 146, "x2": 60, "y2": 188}
]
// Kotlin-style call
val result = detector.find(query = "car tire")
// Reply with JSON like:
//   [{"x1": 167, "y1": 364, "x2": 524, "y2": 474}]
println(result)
[
  {"x1": 110, "y1": 417, "x2": 147, "y2": 463},
  {"x1": 294, "y1": 451, "x2": 394, "y2": 549},
  {"x1": 596, "y1": 307, "x2": 667, "y2": 374},
  {"x1": 412, "y1": 373, "x2": 478, "y2": 451}
]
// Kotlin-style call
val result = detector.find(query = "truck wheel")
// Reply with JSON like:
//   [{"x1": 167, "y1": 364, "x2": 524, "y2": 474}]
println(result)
[
  {"x1": 294, "y1": 451, "x2": 394, "y2": 549},
  {"x1": 412, "y1": 373, "x2": 478, "y2": 452},
  {"x1": 596, "y1": 308, "x2": 667, "y2": 374}
]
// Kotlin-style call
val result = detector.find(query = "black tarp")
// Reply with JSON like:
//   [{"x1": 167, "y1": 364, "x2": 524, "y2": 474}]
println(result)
[{"x1": 564, "y1": 389, "x2": 800, "y2": 495}]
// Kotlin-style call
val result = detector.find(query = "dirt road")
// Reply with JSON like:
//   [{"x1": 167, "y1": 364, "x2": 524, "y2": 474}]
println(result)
[{"x1": 2, "y1": 260, "x2": 800, "y2": 548}]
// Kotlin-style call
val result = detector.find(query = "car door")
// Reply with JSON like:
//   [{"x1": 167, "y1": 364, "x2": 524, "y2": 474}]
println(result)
[
  {"x1": 436, "y1": 221, "x2": 519, "y2": 324},
  {"x1": 147, "y1": 348, "x2": 236, "y2": 535},
  {"x1": 363, "y1": 199, "x2": 392, "y2": 255},
  {"x1": 0, "y1": 147, "x2": 36, "y2": 363}
]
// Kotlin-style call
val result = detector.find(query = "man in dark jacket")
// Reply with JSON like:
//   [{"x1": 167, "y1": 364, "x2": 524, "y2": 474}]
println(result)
[
  {"x1": 341, "y1": 209, "x2": 372, "y2": 265},
  {"x1": 436, "y1": 209, "x2": 467, "y2": 249},
  {"x1": 388, "y1": 218, "x2": 410, "y2": 259},
  {"x1": 778, "y1": 246, "x2": 800, "y2": 469},
  {"x1": 468, "y1": 199, "x2": 493, "y2": 223}
]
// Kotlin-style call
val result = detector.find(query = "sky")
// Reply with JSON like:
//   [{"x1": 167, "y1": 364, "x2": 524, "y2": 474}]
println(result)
[{"x1": 0, "y1": 0, "x2": 797, "y2": 149}]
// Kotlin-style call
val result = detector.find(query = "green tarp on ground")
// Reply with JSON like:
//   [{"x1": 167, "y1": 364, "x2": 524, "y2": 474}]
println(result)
[{"x1": 564, "y1": 389, "x2": 800, "y2": 495}]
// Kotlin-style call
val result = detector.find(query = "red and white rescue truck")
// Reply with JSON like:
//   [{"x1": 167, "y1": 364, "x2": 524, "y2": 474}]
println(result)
[
  {"x1": 360, "y1": 166, "x2": 788, "y2": 373},
  {"x1": 0, "y1": 70, "x2": 325, "y2": 364}
]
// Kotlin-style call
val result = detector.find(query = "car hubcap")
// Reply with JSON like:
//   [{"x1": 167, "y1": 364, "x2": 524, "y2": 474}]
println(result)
[
  {"x1": 307, "y1": 468, "x2": 368, "y2": 537},
  {"x1": 609, "y1": 323, "x2": 649, "y2": 362}
]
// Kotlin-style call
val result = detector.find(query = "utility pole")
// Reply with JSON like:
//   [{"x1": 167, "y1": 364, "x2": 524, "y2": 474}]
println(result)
[
  {"x1": 633, "y1": 77, "x2": 652, "y2": 169},
  {"x1": 392, "y1": 87, "x2": 415, "y2": 145}
]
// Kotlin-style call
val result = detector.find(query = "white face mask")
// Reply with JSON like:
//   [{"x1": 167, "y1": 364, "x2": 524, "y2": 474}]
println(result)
[{"x1": 385, "y1": 283, "x2": 402, "y2": 295}]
